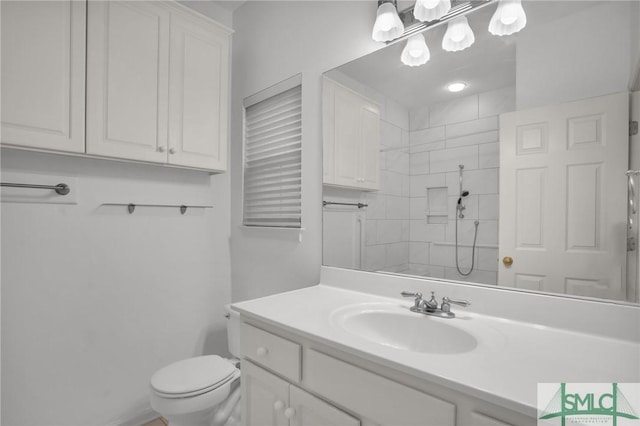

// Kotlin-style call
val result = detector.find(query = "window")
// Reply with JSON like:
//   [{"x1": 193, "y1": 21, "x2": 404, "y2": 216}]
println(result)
[{"x1": 243, "y1": 77, "x2": 302, "y2": 228}]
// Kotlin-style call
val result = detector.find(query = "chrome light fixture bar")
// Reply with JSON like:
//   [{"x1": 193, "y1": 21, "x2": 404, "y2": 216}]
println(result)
[{"x1": 389, "y1": 0, "x2": 495, "y2": 44}]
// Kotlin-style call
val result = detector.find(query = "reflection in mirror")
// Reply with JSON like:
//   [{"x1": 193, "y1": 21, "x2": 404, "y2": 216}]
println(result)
[{"x1": 322, "y1": 1, "x2": 640, "y2": 303}]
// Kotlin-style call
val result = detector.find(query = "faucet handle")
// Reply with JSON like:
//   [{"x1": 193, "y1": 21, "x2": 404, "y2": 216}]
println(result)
[
  {"x1": 401, "y1": 291, "x2": 422, "y2": 299},
  {"x1": 441, "y1": 297, "x2": 470, "y2": 312}
]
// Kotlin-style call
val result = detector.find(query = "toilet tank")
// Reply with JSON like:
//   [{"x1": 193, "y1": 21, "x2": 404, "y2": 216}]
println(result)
[{"x1": 224, "y1": 304, "x2": 241, "y2": 358}]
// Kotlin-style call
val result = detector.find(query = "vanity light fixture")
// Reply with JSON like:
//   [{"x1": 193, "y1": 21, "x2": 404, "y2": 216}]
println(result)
[
  {"x1": 372, "y1": 0, "x2": 405, "y2": 42},
  {"x1": 447, "y1": 82, "x2": 467, "y2": 92},
  {"x1": 488, "y1": 0, "x2": 526, "y2": 36},
  {"x1": 413, "y1": 0, "x2": 451, "y2": 22},
  {"x1": 401, "y1": 33, "x2": 431, "y2": 66},
  {"x1": 442, "y1": 16, "x2": 475, "y2": 52}
]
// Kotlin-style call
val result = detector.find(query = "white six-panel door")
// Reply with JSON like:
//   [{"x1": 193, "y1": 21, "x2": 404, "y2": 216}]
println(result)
[
  {"x1": 1, "y1": 0, "x2": 86, "y2": 153},
  {"x1": 86, "y1": 1, "x2": 169, "y2": 163},
  {"x1": 499, "y1": 92, "x2": 629, "y2": 300}
]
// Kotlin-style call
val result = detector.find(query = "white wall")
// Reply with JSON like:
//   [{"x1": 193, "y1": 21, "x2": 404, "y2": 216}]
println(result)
[
  {"x1": 1, "y1": 4, "x2": 233, "y2": 425},
  {"x1": 230, "y1": 1, "x2": 381, "y2": 302},
  {"x1": 517, "y1": 1, "x2": 632, "y2": 110}
]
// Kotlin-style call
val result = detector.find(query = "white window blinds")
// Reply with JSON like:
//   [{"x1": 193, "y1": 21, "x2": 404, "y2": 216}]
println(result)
[{"x1": 243, "y1": 84, "x2": 302, "y2": 228}]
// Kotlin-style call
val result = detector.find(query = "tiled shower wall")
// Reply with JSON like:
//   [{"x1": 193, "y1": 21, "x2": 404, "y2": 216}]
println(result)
[
  {"x1": 407, "y1": 87, "x2": 515, "y2": 284},
  {"x1": 363, "y1": 99, "x2": 411, "y2": 272}
]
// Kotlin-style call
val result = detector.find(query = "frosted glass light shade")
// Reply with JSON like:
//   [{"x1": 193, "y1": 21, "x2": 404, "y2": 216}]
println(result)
[
  {"x1": 489, "y1": 0, "x2": 527, "y2": 36},
  {"x1": 401, "y1": 34, "x2": 430, "y2": 67},
  {"x1": 442, "y1": 16, "x2": 475, "y2": 52},
  {"x1": 372, "y1": 2, "x2": 405, "y2": 42},
  {"x1": 414, "y1": 0, "x2": 451, "y2": 22}
]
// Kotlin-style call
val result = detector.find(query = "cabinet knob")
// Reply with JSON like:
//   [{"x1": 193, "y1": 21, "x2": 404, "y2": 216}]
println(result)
[
  {"x1": 256, "y1": 346, "x2": 268, "y2": 357},
  {"x1": 158, "y1": 146, "x2": 166, "y2": 153},
  {"x1": 284, "y1": 407, "x2": 296, "y2": 419},
  {"x1": 273, "y1": 400, "x2": 284, "y2": 411},
  {"x1": 169, "y1": 148, "x2": 176, "y2": 154}
]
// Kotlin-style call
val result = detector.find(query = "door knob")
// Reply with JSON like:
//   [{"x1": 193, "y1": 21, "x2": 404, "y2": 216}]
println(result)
[
  {"x1": 503, "y1": 256, "x2": 513, "y2": 266},
  {"x1": 169, "y1": 148, "x2": 176, "y2": 154}
]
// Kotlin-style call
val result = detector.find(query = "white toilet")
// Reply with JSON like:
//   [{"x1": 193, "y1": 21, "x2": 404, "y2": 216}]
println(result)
[{"x1": 149, "y1": 306, "x2": 242, "y2": 426}]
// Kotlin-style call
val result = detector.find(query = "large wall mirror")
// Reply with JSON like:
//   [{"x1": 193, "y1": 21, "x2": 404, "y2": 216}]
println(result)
[{"x1": 322, "y1": 0, "x2": 640, "y2": 304}]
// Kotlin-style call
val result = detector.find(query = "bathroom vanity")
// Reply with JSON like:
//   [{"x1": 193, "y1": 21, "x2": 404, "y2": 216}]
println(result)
[{"x1": 233, "y1": 270, "x2": 640, "y2": 426}]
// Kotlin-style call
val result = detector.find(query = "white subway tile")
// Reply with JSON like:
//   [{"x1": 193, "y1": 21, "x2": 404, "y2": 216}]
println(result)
[
  {"x1": 430, "y1": 146, "x2": 479, "y2": 173},
  {"x1": 444, "y1": 267, "x2": 497, "y2": 285},
  {"x1": 364, "y1": 220, "x2": 377, "y2": 245},
  {"x1": 464, "y1": 168, "x2": 499, "y2": 195},
  {"x1": 410, "y1": 126, "x2": 445, "y2": 146},
  {"x1": 385, "y1": 195, "x2": 410, "y2": 219},
  {"x1": 476, "y1": 219, "x2": 498, "y2": 245},
  {"x1": 445, "y1": 218, "x2": 480, "y2": 243},
  {"x1": 446, "y1": 130, "x2": 498, "y2": 149},
  {"x1": 381, "y1": 121, "x2": 403, "y2": 148},
  {"x1": 409, "y1": 242, "x2": 429, "y2": 264},
  {"x1": 429, "y1": 94, "x2": 478, "y2": 127},
  {"x1": 477, "y1": 247, "x2": 499, "y2": 271},
  {"x1": 381, "y1": 171, "x2": 404, "y2": 196},
  {"x1": 429, "y1": 244, "x2": 456, "y2": 267},
  {"x1": 445, "y1": 117, "x2": 498, "y2": 139},
  {"x1": 385, "y1": 150, "x2": 410, "y2": 174},
  {"x1": 410, "y1": 106, "x2": 430, "y2": 131},
  {"x1": 479, "y1": 142, "x2": 500, "y2": 169},
  {"x1": 479, "y1": 194, "x2": 499, "y2": 220},
  {"x1": 385, "y1": 98, "x2": 410, "y2": 130},
  {"x1": 410, "y1": 175, "x2": 430, "y2": 197},
  {"x1": 365, "y1": 193, "x2": 386, "y2": 219},
  {"x1": 364, "y1": 245, "x2": 386, "y2": 271},
  {"x1": 386, "y1": 242, "x2": 409, "y2": 266},
  {"x1": 377, "y1": 220, "x2": 404, "y2": 244},
  {"x1": 410, "y1": 151, "x2": 430, "y2": 176},
  {"x1": 410, "y1": 197, "x2": 427, "y2": 220}
]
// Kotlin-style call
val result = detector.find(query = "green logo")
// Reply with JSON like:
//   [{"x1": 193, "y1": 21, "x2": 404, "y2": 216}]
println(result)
[{"x1": 539, "y1": 383, "x2": 639, "y2": 425}]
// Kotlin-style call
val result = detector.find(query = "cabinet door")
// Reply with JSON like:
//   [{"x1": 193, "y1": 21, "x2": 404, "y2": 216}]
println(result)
[
  {"x1": 1, "y1": 0, "x2": 85, "y2": 153},
  {"x1": 86, "y1": 1, "x2": 169, "y2": 163},
  {"x1": 168, "y1": 13, "x2": 229, "y2": 171},
  {"x1": 358, "y1": 102, "x2": 381, "y2": 190},
  {"x1": 289, "y1": 386, "x2": 360, "y2": 426},
  {"x1": 242, "y1": 360, "x2": 289, "y2": 426},
  {"x1": 333, "y1": 86, "x2": 362, "y2": 188}
]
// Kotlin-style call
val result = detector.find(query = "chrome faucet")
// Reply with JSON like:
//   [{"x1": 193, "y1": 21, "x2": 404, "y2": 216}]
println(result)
[{"x1": 401, "y1": 291, "x2": 470, "y2": 318}]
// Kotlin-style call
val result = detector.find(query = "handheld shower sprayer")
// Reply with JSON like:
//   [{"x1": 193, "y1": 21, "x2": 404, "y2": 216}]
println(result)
[
  {"x1": 455, "y1": 164, "x2": 479, "y2": 277},
  {"x1": 457, "y1": 190, "x2": 470, "y2": 218}
]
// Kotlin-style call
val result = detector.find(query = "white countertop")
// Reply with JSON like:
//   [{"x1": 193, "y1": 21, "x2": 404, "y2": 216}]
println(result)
[{"x1": 233, "y1": 284, "x2": 640, "y2": 418}]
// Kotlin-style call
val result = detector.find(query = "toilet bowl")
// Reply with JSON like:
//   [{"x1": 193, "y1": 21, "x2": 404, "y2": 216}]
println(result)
[{"x1": 149, "y1": 305, "x2": 241, "y2": 426}]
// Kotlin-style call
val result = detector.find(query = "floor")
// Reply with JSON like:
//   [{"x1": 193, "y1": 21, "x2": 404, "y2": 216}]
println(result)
[{"x1": 142, "y1": 417, "x2": 168, "y2": 426}]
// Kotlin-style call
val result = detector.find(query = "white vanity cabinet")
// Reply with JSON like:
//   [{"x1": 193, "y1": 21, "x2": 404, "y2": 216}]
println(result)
[
  {"x1": 0, "y1": 0, "x2": 86, "y2": 153},
  {"x1": 239, "y1": 318, "x2": 535, "y2": 426},
  {"x1": 86, "y1": 1, "x2": 229, "y2": 171},
  {"x1": 323, "y1": 77, "x2": 380, "y2": 191},
  {"x1": 241, "y1": 323, "x2": 359, "y2": 426}
]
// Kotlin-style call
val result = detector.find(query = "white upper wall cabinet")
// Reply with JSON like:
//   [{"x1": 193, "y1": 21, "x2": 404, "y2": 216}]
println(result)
[
  {"x1": 87, "y1": 1, "x2": 230, "y2": 171},
  {"x1": 168, "y1": 12, "x2": 229, "y2": 171},
  {"x1": 1, "y1": 0, "x2": 230, "y2": 172},
  {"x1": 1, "y1": 0, "x2": 86, "y2": 153},
  {"x1": 86, "y1": 1, "x2": 170, "y2": 163},
  {"x1": 323, "y1": 77, "x2": 380, "y2": 191}
]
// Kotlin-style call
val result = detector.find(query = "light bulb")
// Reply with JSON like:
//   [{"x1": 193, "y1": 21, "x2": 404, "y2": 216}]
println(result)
[
  {"x1": 447, "y1": 82, "x2": 467, "y2": 92},
  {"x1": 442, "y1": 16, "x2": 475, "y2": 52},
  {"x1": 372, "y1": 2, "x2": 405, "y2": 42},
  {"x1": 401, "y1": 33, "x2": 430, "y2": 67},
  {"x1": 414, "y1": 0, "x2": 451, "y2": 22},
  {"x1": 489, "y1": 0, "x2": 527, "y2": 36}
]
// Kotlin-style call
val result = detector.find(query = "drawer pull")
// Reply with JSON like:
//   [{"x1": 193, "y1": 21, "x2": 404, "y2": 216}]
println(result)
[
  {"x1": 284, "y1": 407, "x2": 296, "y2": 419},
  {"x1": 256, "y1": 346, "x2": 268, "y2": 357},
  {"x1": 273, "y1": 400, "x2": 284, "y2": 411}
]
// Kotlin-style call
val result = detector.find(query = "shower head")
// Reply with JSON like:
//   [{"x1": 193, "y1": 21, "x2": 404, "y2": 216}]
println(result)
[{"x1": 457, "y1": 190, "x2": 470, "y2": 204}]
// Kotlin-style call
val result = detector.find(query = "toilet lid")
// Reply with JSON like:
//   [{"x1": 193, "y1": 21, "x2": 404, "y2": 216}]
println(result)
[{"x1": 151, "y1": 355, "x2": 237, "y2": 396}]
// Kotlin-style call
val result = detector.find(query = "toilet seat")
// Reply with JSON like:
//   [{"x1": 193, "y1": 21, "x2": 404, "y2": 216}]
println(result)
[{"x1": 151, "y1": 355, "x2": 237, "y2": 399}]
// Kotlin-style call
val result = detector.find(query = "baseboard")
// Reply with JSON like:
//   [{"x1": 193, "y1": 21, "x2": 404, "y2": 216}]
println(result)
[{"x1": 105, "y1": 399, "x2": 158, "y2": 426}]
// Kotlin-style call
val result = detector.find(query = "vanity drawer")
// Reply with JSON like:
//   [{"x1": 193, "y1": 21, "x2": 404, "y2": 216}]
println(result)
[
  {"x1": 240, "y1": 323, "x2": 301, "y2": 383},
  {"x1": 304, "y1": 349, "x2": 456, "y2": 426}
]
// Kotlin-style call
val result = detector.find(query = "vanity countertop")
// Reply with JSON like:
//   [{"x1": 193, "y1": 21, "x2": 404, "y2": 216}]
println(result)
[{"x1": 232, "y1": 284, "x2": 640, "y2": 418}]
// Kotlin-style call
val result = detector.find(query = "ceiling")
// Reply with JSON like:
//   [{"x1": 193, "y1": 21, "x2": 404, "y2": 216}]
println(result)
[{"x1": 334, "y1": 1, "x2": 600, "y2": 110}]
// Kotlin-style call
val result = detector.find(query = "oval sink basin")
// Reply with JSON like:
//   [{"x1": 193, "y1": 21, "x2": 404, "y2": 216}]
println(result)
[{"x1": 332, "y1": 305, "x2": 478, "y2": 354}]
